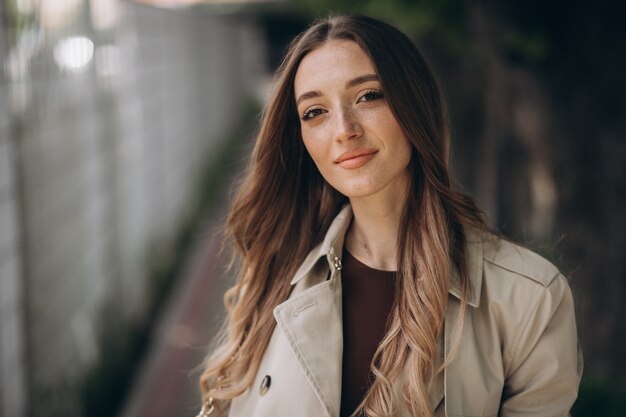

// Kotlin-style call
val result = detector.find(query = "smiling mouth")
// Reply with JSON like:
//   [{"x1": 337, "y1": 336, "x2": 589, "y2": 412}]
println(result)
[{"x1": 334, "y1": 148, "x2": 378, "y2": 169}]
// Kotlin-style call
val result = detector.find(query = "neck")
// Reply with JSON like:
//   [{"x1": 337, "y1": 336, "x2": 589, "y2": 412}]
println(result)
[{"x1": 345, "y1": 188, "x2": 407, "y2": 271}]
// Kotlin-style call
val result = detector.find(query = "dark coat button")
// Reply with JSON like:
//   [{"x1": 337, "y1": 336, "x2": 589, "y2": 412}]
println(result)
[{"x1": 259, "y1": 375, "x2": 271, "y2": 396}]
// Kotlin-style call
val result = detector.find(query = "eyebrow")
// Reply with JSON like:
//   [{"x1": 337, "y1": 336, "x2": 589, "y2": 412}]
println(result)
[{"x1": 295, "y1": 73, "x2": 379, "y2": 106}]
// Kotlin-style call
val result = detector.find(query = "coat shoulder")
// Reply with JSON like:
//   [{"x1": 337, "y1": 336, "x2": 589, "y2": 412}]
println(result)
[
  {"x1": 446, "y1": 233, "x2": 582, "y2": 416},
  {"x1": 480, "y1": 234, "x2": 561, "y2": 288}
]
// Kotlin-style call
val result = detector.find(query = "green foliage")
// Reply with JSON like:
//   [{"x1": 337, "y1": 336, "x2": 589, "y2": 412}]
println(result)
[
  {"x1": 79, "y1": 312, "x2": 147, "y2": 417},
  {"x1": 572, "y1": 376, "x2": 626, "y2": 417},
  {"x1": 4, "y1": 0, "x2": 38, "y2": 43},
  {"x1": 502, "y1": 30, "x2": 549, "y2": 64},
  {"x1": 291, "y1": 0, "x2": 470, "y2": 53}
]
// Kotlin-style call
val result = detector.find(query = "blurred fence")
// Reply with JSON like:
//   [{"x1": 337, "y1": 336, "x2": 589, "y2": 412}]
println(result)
[{"x1": 0, "y1": 1, "x2": 266, "y2": 416}]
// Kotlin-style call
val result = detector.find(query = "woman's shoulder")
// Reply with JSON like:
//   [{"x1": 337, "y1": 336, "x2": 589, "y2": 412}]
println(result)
[
  {"x1": 451, "y1": 235, "x2": 582, "y2": 415},
  {"x1": 478, "y1": 232, "x2": 563, "y2": 289},
  {"x1": 465, "y1": 231, "x2": 579, "y2": 376},
  {"x1": 467, "y1": 230, "x2": 573, "y2": 321}
]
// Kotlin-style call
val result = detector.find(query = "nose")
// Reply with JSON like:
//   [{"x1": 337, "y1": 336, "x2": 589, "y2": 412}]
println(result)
[{"x1": 334, "y1": 106, "x2": 363, "y2": 142}]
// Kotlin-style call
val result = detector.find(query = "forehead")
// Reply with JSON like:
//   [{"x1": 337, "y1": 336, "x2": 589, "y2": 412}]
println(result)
[{"x1": 294, "y1": 40, "x2": 376, "y2": 96}]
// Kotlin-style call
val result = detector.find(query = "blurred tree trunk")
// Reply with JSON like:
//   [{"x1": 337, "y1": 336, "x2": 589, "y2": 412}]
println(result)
[{"x1": 439, "y1": 2, "x2": 626, "y2": 390}]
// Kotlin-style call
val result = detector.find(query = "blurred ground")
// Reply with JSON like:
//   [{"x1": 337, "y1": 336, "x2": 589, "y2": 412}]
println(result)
[{"x1": 119, "y1": 190, "x2": 233, "y2": 417}]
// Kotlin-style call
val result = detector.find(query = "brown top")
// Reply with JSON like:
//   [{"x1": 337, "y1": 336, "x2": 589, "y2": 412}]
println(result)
[{"x1": 340, "y1": 249, "x2": 397, "y2": 417}]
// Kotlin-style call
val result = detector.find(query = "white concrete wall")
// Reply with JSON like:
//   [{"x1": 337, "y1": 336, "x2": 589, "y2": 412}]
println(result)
[{"x1": 0, "y1": 1, "x2": 267, "y2": 416}]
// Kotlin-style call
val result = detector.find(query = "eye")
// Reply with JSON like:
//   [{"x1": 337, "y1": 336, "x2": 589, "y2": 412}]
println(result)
[
  {"x1": 301, "y1": 107, "x2": 326, "y2": 121},
  {"x1": 357, "y1": 89, "x2": 384, "y2": 103}
]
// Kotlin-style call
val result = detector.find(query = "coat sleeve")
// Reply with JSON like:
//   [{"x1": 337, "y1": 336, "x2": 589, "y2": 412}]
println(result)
[{"x1": 500, "y1": 273, "x2": 583, "y2": 417}]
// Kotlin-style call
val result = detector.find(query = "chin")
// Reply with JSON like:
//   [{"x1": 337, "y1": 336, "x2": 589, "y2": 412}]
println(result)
[{"x1": 332, "y1": 182, "x2": 383, "y2": 199}]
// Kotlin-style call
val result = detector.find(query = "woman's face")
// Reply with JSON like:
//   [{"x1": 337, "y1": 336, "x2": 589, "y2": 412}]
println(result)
[{"x1": 294, "y1": 40, "x2": 413, "y2": 200}]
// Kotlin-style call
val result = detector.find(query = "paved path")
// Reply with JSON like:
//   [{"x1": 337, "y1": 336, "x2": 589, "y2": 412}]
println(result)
[{"x1": 119, "y1": 205, "x2": 233, "y2": 417}]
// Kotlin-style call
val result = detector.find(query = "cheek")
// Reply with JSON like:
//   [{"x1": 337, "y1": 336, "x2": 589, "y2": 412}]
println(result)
[
  {"x1": 388, "y1": 122, "x2": 412, "y2": 164},
  {"x1": 301, "y1": 131, "x2": 328, "y2": 167},
  {"x1": 301, "y1": 138, "x2": 317, "y2": 165},
  {"x1": 400, "y1": 139, "x2": 413, "y2": 165}
]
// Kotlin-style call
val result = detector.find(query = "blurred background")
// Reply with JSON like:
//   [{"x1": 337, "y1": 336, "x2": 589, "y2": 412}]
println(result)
[{"x1": 0, "y1": 0, "x2": 623, "y2": 416}]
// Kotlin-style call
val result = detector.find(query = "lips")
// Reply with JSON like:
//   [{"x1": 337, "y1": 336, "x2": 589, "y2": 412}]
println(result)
[{"x1": 334, "y1": 148, "x2": 378, "y2": 169}]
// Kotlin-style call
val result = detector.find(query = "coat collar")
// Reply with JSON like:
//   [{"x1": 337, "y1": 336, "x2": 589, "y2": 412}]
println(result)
[{"x1": 290, "y1": 204, "x2": 484, "y2": 308}]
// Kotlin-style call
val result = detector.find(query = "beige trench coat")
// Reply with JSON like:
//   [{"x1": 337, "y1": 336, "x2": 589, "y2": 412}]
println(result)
[{"x1": 228, "y1": 205, "x2": 583, "y2": 417}]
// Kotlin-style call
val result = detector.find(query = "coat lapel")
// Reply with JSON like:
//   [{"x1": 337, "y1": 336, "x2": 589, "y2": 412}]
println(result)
[
  {"x1": 273, "y1": 271, "x2": 343, "y2": 417},
  {"x1": 272, "y1": 205, "x2": 353, "y2": 417}
]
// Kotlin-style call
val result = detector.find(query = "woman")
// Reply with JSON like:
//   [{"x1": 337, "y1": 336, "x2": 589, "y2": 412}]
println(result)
[{"x1": 197, "y1": 15, "x2": 582, "y2": 417}]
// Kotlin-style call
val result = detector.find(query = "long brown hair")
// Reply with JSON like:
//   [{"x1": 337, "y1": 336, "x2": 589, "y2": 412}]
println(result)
[{"x1": 200, "y1": 15, "x2": 486, "y2": 417}]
